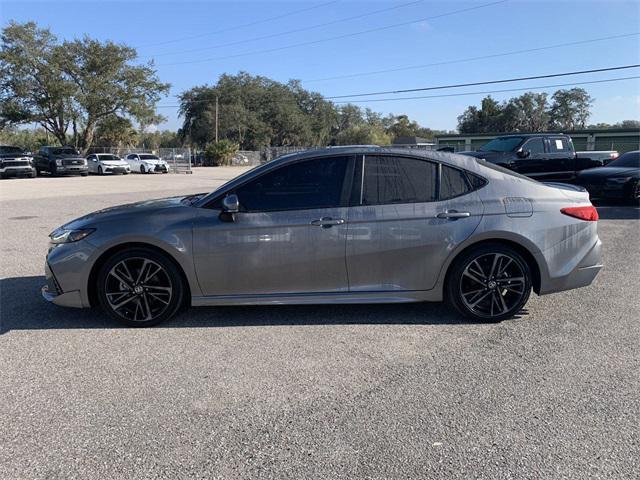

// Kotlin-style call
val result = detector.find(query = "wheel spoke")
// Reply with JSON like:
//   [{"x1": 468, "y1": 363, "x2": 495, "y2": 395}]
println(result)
[
  {"x1": 463, "y1": 270, "x2": 486, "y2": 286},
  {"x1": 109, "y1": 270, "x2": 133, "y2": 289},
  {"x1": 110, "y1": 293, "x2": 137, "y2": 310},
  {"x1": 469, "y1": 290, "x2": 492, "y2": 308}
]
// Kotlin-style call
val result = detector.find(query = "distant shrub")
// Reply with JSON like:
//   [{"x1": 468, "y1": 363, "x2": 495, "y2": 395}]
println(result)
[{"x1": 204, "y1": 139, "x2": 239, "y2": 166}]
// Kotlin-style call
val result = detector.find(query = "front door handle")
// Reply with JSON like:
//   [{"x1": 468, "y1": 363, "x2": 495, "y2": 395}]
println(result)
[
  {"x1": 437, "y1": 210, "x2": 470, "y2": 219},
  {"x1": 311, "y1": 217, "x2": 345, "y2": 228}
]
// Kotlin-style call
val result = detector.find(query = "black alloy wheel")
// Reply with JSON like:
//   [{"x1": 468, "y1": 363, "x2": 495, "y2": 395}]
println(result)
[
  {"x1": 97, "y1": 248, "x2": 184, "y2": 327},
  {"x1": 447, "y1": 244, "x2": 532, "y2": 322}
]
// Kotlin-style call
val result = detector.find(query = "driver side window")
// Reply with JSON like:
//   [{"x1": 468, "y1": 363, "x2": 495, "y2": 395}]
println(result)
[
  {"x1": 234, "y1": 156, "x2": 350, "y2": 212},
  {"x1": 522, "y1": 138, "x2": 545, "y2": 156}
]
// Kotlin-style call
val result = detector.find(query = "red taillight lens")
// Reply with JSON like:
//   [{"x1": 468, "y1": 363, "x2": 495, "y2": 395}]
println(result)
[{"x1": 561, "y1": 206, "x2": 599, "y2": 221}]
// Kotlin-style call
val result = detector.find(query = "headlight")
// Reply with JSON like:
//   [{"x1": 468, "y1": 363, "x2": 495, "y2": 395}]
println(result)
[
  {"x1": 49, "y1": 228, "x2": 95, "y2": 244},
  {"x1": 55, "y1": 159, "x2": 63, "y2": 166},
  {"x1": 607, "y1": 176, "x2": 633, "y2": 184}
]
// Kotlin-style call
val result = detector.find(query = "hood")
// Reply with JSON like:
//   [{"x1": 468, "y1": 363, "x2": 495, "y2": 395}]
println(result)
[
  {"x1": 577, "y1": 166, "x2": 640, "y2": 179},
  {"x1": 100, "y1": 159, "x2": 128, "y2": 166},
  {"x1": 62, "y1": 195, "x2": 189, "y2": 229}
]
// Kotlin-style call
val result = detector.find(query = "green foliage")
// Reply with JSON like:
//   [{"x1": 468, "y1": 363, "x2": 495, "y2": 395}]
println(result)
[
  {"x1": 0, "y1": 127, "x2": 51, "y2": 152},
  {"x1": 204, "y1": 139, "x2": 239, "y2": 166},
  {"x1": 0, "y1": 21, "x2": 170, "y2": 152},
  {"x1": 458, "y1": 89, "x2": 594, "y2": 133},
  {"x1": 93, "y1": 116, "x2": 138, "y2": 148}
]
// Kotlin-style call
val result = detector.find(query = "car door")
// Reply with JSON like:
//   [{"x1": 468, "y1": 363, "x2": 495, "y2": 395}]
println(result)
[
  {"x1": 192, "y1": 155, "x2": 354, "y2": 296},
  {"x1": 511, "y1": 137, "x2": 547, "y2": 178},
  {"x1": 543, "y1": 136, "x2": 577, "y2": 182},
  {"x1": 87, "y1": 154, "x2": 98, "y2": 173},
  {"x1": 346, "y1": 155, "x2": 484, "y2": 292}
]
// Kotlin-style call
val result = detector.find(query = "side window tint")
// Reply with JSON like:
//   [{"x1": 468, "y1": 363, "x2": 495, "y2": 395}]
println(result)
[
  {"x1": 235, "y1": 156, "x2": 348, "y2": 211},
  {"x1": 549, "y1": 137, "x2": 570, "y2": 153},
  {"x1": 465, "y1": 172, "x2": 487, "y2": 190},
  {"x1": 362, "y1": 156, "x2": 437, "y2": 205},
  {"x1": 440, "y1": 165, "x2": 472, "y2": 200},
  {"x1": 523, "y1": 138, "x2": 545, "y2": 155}
]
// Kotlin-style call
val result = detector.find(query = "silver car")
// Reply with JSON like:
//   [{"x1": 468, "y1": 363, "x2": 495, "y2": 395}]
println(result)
[{"x1": 42, "y1": 147, "x2": 603, "y2": 326}]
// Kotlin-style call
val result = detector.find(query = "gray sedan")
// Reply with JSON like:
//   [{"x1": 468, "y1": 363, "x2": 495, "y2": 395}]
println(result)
[{"x1": 42, "y1": 147, "x2": 603, "y2": 326}]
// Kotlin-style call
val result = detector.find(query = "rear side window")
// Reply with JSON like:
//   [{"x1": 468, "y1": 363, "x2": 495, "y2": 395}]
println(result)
[
  {"x1": 440, "y1": 165, "x2": 473, "y2": 200},
  {"x1": 361, "y1": 156, "x2": 437, "y2": 205},
  {"x1": 548, "y1": 137, "x2": 571, "y2": 153},
  {"x1": 235, "y1": 156, "x2": 349, "y2": 211},
  {"x1": 522, "y1": 137, "x2": 545, "y2": 155}
]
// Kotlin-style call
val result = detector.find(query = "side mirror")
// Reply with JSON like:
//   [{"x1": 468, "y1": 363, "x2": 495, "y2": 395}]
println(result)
[
  {"x1": 517, "y1": 149, "x2": 530, "y2": 159},
  {"x1": 220, "y1": 194, "x2": 239, "y2": 222}
]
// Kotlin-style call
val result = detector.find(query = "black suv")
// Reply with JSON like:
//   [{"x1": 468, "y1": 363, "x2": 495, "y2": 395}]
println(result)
[
  {"x1": 34, "y1": 146, "x2": 89, "y2": 176},
  {"x1": 0, "y1": 145, "x2": 36, "y2": 178},
  {"x1": 460, "y1": 134, "x2": 604, "y2": 183}
]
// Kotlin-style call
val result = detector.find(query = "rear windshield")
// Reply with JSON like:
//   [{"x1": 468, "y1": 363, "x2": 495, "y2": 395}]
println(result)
[
  {"x1": 0, "y1": 146, "x2": 24, "y2": 154},
  {"x1": 474, "y1": 157, "x2": 539, "y2": 183},
  {"x1": 607, "y1": 151, "x2": 639, "y2": 168},
  {"x1": 139, "y1": 154, "x2": 160, "y2": 160},
  {"x1": 478, "y1": 137, "x2": 524, "y2": 153}
]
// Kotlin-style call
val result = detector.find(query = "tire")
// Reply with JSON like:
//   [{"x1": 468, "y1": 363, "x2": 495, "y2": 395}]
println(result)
[
  {"x1": 30, "y1": 171, "x2": 36, "y2": 178},
  {"x1": 81, "y1": 172, "x2": 88, "y2": 177},
  {"x1": 0, "y1": 173, "x2": 6, "y2": 179},
  {"x1": 98, "y1": 166, "x2": 103, "y2": 175},
  {"x1": 140, "y1": 165, "x2": 146, "y2": 174},
  {"x1": 446, "y1": 243, "x2": 532, "y2": 322},
  {"x1": 96, "y1": 247, "x2": 185, "y2": 327}
]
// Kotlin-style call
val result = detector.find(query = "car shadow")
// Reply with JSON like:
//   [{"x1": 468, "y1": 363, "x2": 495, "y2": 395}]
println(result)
[
  {"x1": 593, "y1": 200, "x2": 640, "y2": 220},
  {"x1": 0, "y1": 276, "x2": 486, "y2": 334}
]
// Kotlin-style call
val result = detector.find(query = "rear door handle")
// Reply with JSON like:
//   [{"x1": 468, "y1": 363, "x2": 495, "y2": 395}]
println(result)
[
  {"x1": 311, "y1": 217, "x2": 345, "y2": 228},
  {"x1": 437, "y1": 210, "x2": 470, "y2": 219}
]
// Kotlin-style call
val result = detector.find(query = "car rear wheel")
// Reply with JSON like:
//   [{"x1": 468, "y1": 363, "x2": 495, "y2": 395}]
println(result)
[
  {"x1": 446, "y1": 244, "x2": 532, "y2": 322},
  {"x1": 97, "y1": 248, "x2": 184, "y2": 327},
  {"x1": 98, "y1": 166, "x2": 103, "y2": 175}
]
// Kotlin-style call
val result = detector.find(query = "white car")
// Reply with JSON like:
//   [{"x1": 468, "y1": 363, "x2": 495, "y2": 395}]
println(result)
[
  {"x1": 86, "y1": 153, "x2": 131, "y2": 175},
  {"x1": 124, "y1": 153, "x2": 169, "y2": 174}
]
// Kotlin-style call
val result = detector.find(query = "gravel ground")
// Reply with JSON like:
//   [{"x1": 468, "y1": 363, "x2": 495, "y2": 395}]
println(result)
[{"x1": 1, "y1": 169, "x2": 639, "y2": 479}]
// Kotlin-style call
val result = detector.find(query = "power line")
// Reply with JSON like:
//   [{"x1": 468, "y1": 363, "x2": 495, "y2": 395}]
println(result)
[
  {"x1": 144, "y1": 0, "x2": 424, "y2": 59},
  {"x1": 154, "y1": 65, "x2": 640, "y2": 108},
  {"x1": 325, "y1": 64, "x2": 640, "y2": 99},
  {"x1": 135, "y1": 1, "x2": 340, "y2": 49},
  {"x1": 156, "y1": 0, "x2": 508, "y2": 67},
  {"x1": 302, "y1": 32, "x2": 640, "y2": 83},
  {"x1": 332, "y1": 76, "x2": 640, "y2": 104}
]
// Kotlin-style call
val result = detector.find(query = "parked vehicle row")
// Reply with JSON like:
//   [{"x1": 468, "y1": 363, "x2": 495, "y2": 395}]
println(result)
[
  {"x1": 459, "y1": 135, "x2": 639, "y2": 202},
  {"x1": 0, "y1": 145, "x2": 171, "y2": 179}
]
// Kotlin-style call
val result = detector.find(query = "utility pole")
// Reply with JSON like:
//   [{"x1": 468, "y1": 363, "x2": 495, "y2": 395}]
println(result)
[{"x1": 215, "y1": 95, "x2": 219, "y2": 143}]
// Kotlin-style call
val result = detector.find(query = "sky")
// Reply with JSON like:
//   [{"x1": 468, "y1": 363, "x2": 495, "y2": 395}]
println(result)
[{"x1": 2, "y1": 0, "x2": 639, "y2": 132}]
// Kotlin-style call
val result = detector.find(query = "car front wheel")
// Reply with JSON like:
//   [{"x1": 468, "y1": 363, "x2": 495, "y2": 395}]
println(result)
[
  {"x1": 446, "y1": 244, "x2": 532, "y2": 322},
  {"x1": 97, "y1": 248, "x2": 184, "y2": 327}
]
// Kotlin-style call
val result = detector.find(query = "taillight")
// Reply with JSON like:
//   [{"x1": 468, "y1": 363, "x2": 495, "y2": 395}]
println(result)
[{"x1": 561, "y1": 206, "x2": 599, "y2": 221}]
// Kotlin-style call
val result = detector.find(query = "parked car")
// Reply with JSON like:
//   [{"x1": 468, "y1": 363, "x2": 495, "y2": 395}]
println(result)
[
  {"x1": 576, "y1": 150, "x2": 618, "y2": 166},
  {"x1": 575, "y1": 150, "x2": 640, "y2": 202},
  {"x1": 86, "y1": 153, "x2": 131, "y2": 175},
  {"x1": 34, "y1": 146, "x2": 88, "y2": 176},
  {"x1": 124, "y1": 153, "x2": 169, "y2": 174},
  {"x1": 42, "y1": 147, "x2": 602, "y2": 327},
  {"x1": 460, "y1": 134, "x2": 608, "y2": 182},
  {"x1": 0, "y1": 145, "x2": 36, "y2": 178}
]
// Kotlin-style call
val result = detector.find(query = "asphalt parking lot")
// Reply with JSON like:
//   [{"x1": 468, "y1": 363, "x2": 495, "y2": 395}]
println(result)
[{"x1": 1, "y1": 169, "x2": 639, "y2": 479}]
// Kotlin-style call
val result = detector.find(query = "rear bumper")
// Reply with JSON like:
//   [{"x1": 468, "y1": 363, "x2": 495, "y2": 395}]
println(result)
[{"x1": 538, "y1": 237, "x2": 603, "y2": 295}]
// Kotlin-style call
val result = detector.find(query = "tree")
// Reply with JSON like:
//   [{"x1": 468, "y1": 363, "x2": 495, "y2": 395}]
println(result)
[
  {"x1": 204, "y1": 139, "x2": 239, "y2": 166},
  {"x1": 335, "y1": 124, "x2": 391, "y2": 146},
  {"x1": 549, "y1": 88, "x2": 593, "y2": 130},
  {"x1": 457, "y1": 96, "x2": 504, "y2": 133},
  {"x1": 0, "y1": 21, "x2": 170, "y2": 152},
  {"x1": 502, "y1": 92, "x2": 550, "y2": 132},
  {"x1": 93, "y1": 115, "x2": 138, "y2": 148}
]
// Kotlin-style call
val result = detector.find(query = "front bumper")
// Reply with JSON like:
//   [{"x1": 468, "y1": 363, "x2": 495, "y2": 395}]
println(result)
[
  {"x1": 1, "y1": 166, "x2": 35, "y2": 177},
  {"x1": 581, "y1": 183, "x2": 627, "y2": 199},
  {"x1": 42, "y1": 241, "x2": 96, "y2": 308},
  {"x1": 56, "y1": 166, "x2": 88, "y2": 175}
]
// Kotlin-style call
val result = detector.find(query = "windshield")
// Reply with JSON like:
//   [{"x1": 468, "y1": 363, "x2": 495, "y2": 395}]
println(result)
[
  {"x1": 139, "y1": 154, "x2": 160, "y2": 160},
  {"x1": 51, "y1": 147, "x2": 78, "y2": 155},
  {"x1": 607, "y1": 151, "x2": 639, "y2": 168},
  {"x1": 97, "y1": 154, "x2": 121, "y2": 161},
  {"x1": 0, "y1": 146, "x2": 25, "y2": 154},
  {"x1": 478, "y1": 137, "x2": 524, "y2": 153}
]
